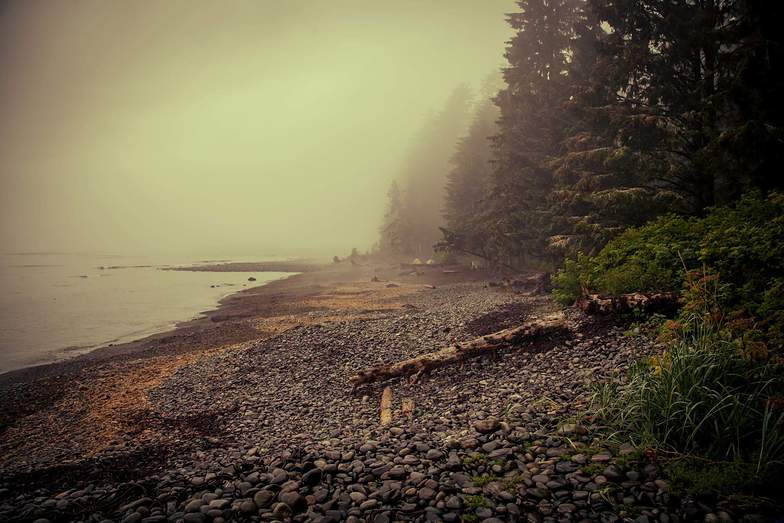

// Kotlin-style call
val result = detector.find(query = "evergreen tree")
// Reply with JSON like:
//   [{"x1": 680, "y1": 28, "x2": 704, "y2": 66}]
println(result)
[
  {"x1": 484, "y1": 0, "x2": 594, "y2": 266},
  {"x1": 547, "y1": 0, "x2": 784, "y2": 254},
  {"x1": 545, "y1": 3, "x2": 671, "y2": 254},
  {"x1": 418, "y1": 0, "x2": 784, "y2": 271},
  {"x1": 379, "y1": 180, "x2": 405, "y2": 254},
  {"x1": 399, "y1": 85, "x2": 473, "y2": 256},
  {"x1": 587, "y1": 0, "x2": 784, "y2": 214},
  {"x1": 443, "y1": 100, "x2": 498, "y2": 249}
]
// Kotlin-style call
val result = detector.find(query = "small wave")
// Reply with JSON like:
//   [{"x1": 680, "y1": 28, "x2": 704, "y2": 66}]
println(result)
[
  {"x1": 96, "y1": 265, "x2": 155, "y2": 270},
  {"x1": 2, "y1": 251, "x2": 68, "y2": 256},
  {"x1": 7, "y1": 264, "x2": 63, "y2": 268}
]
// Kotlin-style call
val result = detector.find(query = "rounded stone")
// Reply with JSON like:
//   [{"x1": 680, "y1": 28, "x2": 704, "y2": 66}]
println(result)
[
  {"x1": 473, "y1": 419, "x2": 500, "y2": 434},
  {"x1": 302, "y1": 468, "x2": 323, "y2": 486},
  {"x1": 272, "y1": 502, "x2": 292, "y2": 520},
  {"x1": 239, "y1": 500, "x2": 256, "y2": 514},
  {"x1": 253, "y1": 489, "x2": 276, "y2": 508},
  {"x1": 279, "y1": 491, "x2": 307, "y2": 513}
]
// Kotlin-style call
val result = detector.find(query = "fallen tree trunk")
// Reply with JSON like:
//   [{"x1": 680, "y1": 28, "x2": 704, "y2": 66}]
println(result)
[
  {"x1": 576, "y1": 291, "x2": 680, "y2": 316},
  {"x1": 351, "y1": 312, "x2": 568, "y2": 388}
]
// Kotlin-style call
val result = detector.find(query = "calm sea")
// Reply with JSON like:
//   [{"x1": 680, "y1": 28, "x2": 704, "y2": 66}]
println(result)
[{"x1": 0, "y1": 253, "x2": 291, "y2": 374}]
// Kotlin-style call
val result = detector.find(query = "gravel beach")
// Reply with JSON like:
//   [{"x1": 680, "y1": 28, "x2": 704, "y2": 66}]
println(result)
[{"x1": 0, "y1": 262, "x2": 760, "y2": 522}]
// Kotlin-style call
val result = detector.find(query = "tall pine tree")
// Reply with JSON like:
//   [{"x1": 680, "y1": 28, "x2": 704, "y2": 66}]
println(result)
[
  {"x1": 485, "y1": 0, "x2": 594, "y2": 266},
  {"x1": 378, "y1": 180, "x2": 405, "y2": 254}
]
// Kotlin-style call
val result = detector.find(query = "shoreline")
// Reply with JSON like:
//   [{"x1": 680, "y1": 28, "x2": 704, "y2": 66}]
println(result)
[
  {"x1": 162, "y1": 260, "x2": 322, "y2": 273},
  {"x1": 0, "y1": 259, "x2": 327, "y2": 384},
  {"x1": 0, "y1": 259, "x2": 493, "y2": 451},
  {"x1": 0, "y1": 266, "x2": 302, "y2": 385}
]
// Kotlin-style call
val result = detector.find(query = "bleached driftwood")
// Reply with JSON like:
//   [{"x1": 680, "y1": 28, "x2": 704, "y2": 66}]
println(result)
[
  {"x1": 576, "y1": 291, "x2": 680, "y2": 316},
  {"x1": 379, "y1": 387, "x2": 393, "y2": 425},
  {"x1": 351, "y1": 312, "x2": 568, "y2": 388}
]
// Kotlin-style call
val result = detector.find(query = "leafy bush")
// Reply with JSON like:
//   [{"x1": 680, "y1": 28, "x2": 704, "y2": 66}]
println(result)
[
  {"x1": 562, "y1": 191, "x2": 784, "y2": 497},
  {"x1": 553, "y1": 212, "x2": 704, "y2": 302},
  {"x1": 554, "y1": 191, "x2": 784, "y2": 349},
  {"x1": 552, "y1": 253, "x2": 592, "y2": 306}
]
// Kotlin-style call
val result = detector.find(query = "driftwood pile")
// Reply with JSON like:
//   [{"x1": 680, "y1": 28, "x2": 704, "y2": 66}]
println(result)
[{"x1": 351, "y1": 312, "x2": 568, "y2": 388}]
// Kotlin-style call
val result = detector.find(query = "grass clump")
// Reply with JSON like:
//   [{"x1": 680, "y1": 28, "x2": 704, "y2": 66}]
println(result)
[
  {"x1": 594, "y1": 323, "x2": 784, "y2": 468},
  {"x1": 665, "y1": 458, "x2": 762, "y2": 497},
  {"x1": 592, "y1": 311, "x2": 784, "y2": 495},
  {"x1": 580, "y1": 463, "x2": 604, "y2": 476},
  {"x1": 462, "y1": 452, "x2": 488, "y2": 466},
  {"x1": 465, "y1": 494, "x2": 490, "y2": 509},
  {"x1": 502, "y1": 474, "x2": 524, "y2": 491},
  {"x1": 471, "y1": 474, "x2": 494, "y2": 487},
  {"x1": 614, "y1": 448, "x2": 645, "y2": 469}
]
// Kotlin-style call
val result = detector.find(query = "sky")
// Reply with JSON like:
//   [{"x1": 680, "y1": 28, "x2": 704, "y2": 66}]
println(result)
[{"x1": 0, "y1": 0, "x2": 514, "y2": 258}]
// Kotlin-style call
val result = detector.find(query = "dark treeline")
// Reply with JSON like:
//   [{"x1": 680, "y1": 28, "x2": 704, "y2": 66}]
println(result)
[
  {"x1": 375, "y1": 0, "x2": 784, "y2": 500},
  {"x1": 380, "y1": 0, "x2": 783, "y2": 270}
]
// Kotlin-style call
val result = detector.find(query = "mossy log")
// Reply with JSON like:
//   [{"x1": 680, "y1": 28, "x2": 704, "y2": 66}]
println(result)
[
  {"x1": 576, "y1": 291, "x2": 680, "y2": 316},
  {"x1": 351, "y1": 312, "x2": 568, "y2": 388}
]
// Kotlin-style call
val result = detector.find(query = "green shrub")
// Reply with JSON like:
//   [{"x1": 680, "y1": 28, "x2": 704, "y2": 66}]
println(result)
[
  {"x1": 554, "y1": 191, "x2": 784, "y2": 348},
  {"x1": 552, "y1": 252, "x2": 592, "y2": 305},
  {"x1": 572, "y1": 191, "x2": 784, "y2": 499}
]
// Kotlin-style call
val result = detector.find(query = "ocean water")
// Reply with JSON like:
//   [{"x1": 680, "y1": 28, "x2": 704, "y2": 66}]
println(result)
[{"x1": 0, "y1": 253, "x2": 291, "y2": 374}]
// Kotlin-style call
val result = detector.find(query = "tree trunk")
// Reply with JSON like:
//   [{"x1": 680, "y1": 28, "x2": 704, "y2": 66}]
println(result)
[
  {"x1": 576, "y1": 291, "x2": 680, "y2": 316},
  {"x1": 351, "y1": 312, "x2": 568, "y2": 388}
]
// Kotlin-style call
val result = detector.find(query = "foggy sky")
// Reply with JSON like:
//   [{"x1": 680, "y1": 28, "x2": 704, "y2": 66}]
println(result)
[{"x1": 0, "y1": 0, "x2": 513, "y2": 258}]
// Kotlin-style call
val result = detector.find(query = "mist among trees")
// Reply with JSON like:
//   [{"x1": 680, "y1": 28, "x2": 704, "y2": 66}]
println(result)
[
  {"x1": 374, "y1": 0, "x2": 784, "y2": 502},
  {"x1": 380, "y1": 0, "x2": 783, "y2": 269}
]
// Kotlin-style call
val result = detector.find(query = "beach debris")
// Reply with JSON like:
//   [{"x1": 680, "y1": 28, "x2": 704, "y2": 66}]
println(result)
[
  {"x1": 350, "y1": 312, "x2": 569, "y2": 387},
  {"x1": 379, "y1": 386, "x2": 393, "y2": 425},
  {"x1": 401, "y1": 398, "x2": 414, "y2": 420}
]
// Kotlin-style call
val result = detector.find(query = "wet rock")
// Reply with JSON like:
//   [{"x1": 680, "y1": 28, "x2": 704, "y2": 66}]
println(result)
[
  {"x1": 474, "y1": 419, "x2": 500, "y2": 434},
  {"x1": 279, "y1": 491, "x2": 307, "y2": 512},
  {"x1": 272, "y1": 502, "x2": 292, "y2": 519},
  {"x1": 253, "y1": 489, "x2": 275, "y2": 508}
]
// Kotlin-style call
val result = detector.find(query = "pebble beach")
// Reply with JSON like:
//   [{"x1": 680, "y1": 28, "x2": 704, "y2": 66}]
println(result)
[{"x1": 0, "y1": 262, "x2": 759, "y2": 522}]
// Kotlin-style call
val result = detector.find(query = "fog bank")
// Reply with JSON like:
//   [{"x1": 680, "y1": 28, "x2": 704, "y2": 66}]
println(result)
[{"x1": 0, "y1": 0, "x2": 513, "y2": 258}]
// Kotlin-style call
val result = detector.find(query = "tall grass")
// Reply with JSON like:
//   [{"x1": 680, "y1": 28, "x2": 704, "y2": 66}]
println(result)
[{"x1": 592, "y1": 319, "x2": 784, "y2": 485}]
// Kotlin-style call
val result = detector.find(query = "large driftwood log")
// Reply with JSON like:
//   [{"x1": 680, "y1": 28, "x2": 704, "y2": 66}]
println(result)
[
  {"x1": 351, "y1": 312, "x2": 567, "y2": 388},
  {"x1": 576, "y1": 291, "x2": 680, "y2": 316}
]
